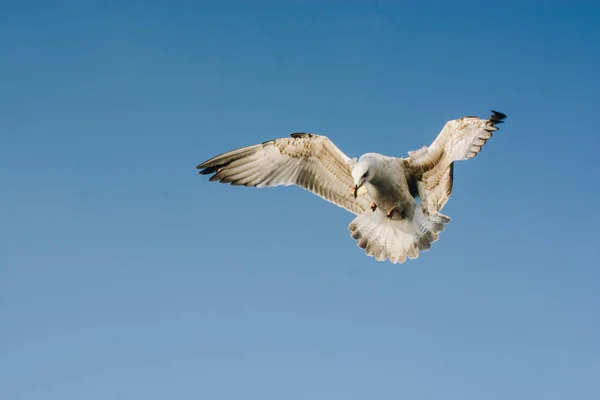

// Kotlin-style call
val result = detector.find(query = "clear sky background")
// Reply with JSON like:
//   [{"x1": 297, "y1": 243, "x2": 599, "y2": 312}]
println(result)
[{"x1": 2, "y1": 1, "x2": 599, "y2": 399}]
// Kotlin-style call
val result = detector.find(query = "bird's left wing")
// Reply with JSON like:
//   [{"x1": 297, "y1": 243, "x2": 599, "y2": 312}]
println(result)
[
  {"x1": 197, "y1": 133, "x2": 373, "y2": 215},
  {"x1": 407, "y1": 110, "x2": 507, "y2": 212}
]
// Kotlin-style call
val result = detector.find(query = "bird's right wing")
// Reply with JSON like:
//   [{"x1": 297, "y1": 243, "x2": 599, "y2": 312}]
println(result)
[
  {"x1": 197, "y1": 133, "x2": 373, "y2": 215},
  {"x1": 407, "y1": 111, "x2": 507, "y2": 212}
]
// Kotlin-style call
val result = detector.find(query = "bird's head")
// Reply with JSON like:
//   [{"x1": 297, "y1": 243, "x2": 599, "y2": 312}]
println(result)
[{"x1": 351, "y1": 162, "x2": 372, "y2": 198}]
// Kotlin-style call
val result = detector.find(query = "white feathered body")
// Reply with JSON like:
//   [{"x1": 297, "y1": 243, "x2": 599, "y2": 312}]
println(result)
[
  {"x1": 357, "y1": 153, "x2": 415, "y2": 220},
  {"x1": 347, "y1": 153, "x2": 450, "y2": 263}
]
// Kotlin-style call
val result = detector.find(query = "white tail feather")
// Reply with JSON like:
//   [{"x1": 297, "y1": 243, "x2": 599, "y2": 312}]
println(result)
[{"x1": 348, "y1": 208, "x2": 451, "y2": 263}]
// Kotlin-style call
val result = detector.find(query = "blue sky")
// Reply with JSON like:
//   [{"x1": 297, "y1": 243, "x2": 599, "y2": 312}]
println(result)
[{"x1": 1, "y1": 1, "x2": 599, "y2": 399}]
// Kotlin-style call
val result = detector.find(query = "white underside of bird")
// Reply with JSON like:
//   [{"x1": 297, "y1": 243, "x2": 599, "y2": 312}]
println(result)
[{"x1": 197, "y1": 111, "x2": 507, "y2": 264}]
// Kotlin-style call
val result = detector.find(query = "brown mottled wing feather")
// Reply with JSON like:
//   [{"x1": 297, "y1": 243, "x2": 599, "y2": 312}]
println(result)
[
  {"x1": 197, "y1": 133, "x2": 373, "y2": 215},
  {"x1": 426, "y1": 163, "x2": 454, "y2": 212},
  {"x1": 408, "y1": 110, "x2": 506, "y2": 212}
]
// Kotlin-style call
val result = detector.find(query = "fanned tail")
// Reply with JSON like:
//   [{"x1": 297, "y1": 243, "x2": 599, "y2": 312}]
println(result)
[{"x1": 348, "y1": 209, "x2": 450, "y2": 264}]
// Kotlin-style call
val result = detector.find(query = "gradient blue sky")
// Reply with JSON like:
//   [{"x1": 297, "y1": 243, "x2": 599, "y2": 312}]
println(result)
[{"x1": 2, "y1": 1, "x2": 599, "y2": 399}]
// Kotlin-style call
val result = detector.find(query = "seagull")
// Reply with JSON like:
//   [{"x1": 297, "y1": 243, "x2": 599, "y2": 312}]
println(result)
[{"x1": 197, "y1": 110, "x2": 507, "y2": 263}]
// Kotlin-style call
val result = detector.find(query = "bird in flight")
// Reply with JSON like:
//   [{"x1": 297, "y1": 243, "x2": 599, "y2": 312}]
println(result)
[{"x1": 197, "y1": 110, "x2": 507, "y2": 263}]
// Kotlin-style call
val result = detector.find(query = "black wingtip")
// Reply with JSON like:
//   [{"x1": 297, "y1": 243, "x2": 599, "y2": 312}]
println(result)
[
  {"x1": 196, "y1": 162, "x2": 212, "y2": 174},
  {"x1": 290, "y1": 132, "x2": 315, "y2": 139},
  {"x1": 197, "y1": 161, "x2": 232, "y2": 176},
  {"x1": 490, "y1": 110, "x2": 507, "y2": 122},
  {"x1": 198, "y1": 166, "x2": 217, "y2": 175}
]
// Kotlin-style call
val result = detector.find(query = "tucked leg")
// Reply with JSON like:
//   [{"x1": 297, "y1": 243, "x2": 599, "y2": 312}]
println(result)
[{"x1": 386, "y1": 206, "x2": 403, "y2": 219}]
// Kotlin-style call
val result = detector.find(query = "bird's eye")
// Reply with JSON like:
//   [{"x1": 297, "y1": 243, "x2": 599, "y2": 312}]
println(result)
[{"x1": 362, "y1": 171, "x2": 368, "y2": 178}]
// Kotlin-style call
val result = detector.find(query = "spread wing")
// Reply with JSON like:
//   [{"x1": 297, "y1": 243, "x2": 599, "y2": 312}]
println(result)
[
  {"x1": 197, "y1": 133, "x2": 373, "y2": 215},
  {"x1": 408, "y1": 110, "x2": 507, "y2": 212}
]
